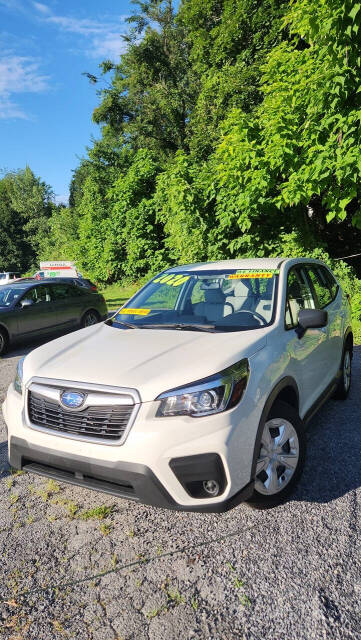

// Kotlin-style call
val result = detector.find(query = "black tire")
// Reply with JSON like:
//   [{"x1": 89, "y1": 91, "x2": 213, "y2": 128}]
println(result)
[
  {"x1": 247, "y1": 401, "x2": 306, "y2": 510},
  {"x1": 333, "y1": 344, "x2": 352, "y2": 400},
  {"x1": 81, "y1": 310, "x2": 100, "y2": 329},
  {"x1": 0, "y1": 328, "x2": 8, "y2": 356}
]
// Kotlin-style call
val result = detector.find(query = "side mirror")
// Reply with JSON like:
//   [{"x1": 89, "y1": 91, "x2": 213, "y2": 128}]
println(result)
[
  {"x1": 21, "y1": 299, "x2": 34, "y2": 308},
  {"x1": 296, "y1": 308, "x2": 328, "y2": 339}
]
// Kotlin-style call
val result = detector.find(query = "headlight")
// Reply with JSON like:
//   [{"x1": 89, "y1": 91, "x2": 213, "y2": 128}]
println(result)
[
  {"x1": 14, "y1": 357, "x2": 25, "y2": 394},
  {"x1": 156, "y1": 359, "x2": 249, "y2": 418}
]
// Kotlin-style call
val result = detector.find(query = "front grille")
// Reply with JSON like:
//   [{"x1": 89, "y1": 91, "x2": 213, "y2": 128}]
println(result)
[{"x1": 28, "y1": 391, "x2": 134, "y2": 441}]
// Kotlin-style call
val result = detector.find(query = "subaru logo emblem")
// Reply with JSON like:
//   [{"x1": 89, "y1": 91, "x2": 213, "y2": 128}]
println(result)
[{"x1": 61, "y1": 390, "x2": 86, "y2": 409}]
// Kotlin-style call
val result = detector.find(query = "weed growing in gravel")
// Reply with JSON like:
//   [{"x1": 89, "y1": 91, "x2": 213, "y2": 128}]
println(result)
[
  {"x1": 234, "y1": 577, "x2": 244, "y2": 589},
  {"x1": 10, "y1": 468, "x2": 25, "y2": 477},
  {"x1": 99, "y1": 523, "x2": 112, "y2": 536},
  {"x1": 227, "y1": 562, "x2": 251, "y2": 608},
  {"x1": 9, "y1": 493, "x2": 19, "y2": 505},
  {"x1": 25, "y1": 514, "x2": 34, "y2": 525},
  {"x1": 66, "y1": 502, "x2": 78, "y2": 518},
  {"x1": 191, "y1": 597, "x2": 198, "y2": 611},
  {"x1": 146, "y1": 607, "x2": 164, "y2": 619},
  {"x1": 6, "y1": 478, "x2": 13, "y2": 489},
  {"x1": 46, "y1": 515, "x2": 57, "y2": 523},
  {"x1": 51, "y1": 620, "x2": 64, "y2": 633},
  {"x1": 79, "y1": 505, "x2": 114, "y2": 520},
  {"x1": 166, "y1": 588, "x2": 185, "y2": 606},
  {"x1": 127, "y1": 528, "x2": 135, "y2": 538},
  {"x1": 46, "y1": 479, "x2": 61, "y2": 494},
  {"x1": 238, "y1": 593, "x2": 251, "y2": 607}
]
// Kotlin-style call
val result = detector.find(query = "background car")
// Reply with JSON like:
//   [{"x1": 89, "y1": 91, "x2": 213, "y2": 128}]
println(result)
[
  {"x1": 0, "y1": 272, "x2": 20, "y2": 286},
  {"x1": 15, "y1": 276, "x2": 98, "y2": 291},
  {"x1": 0, "y1": 278, "x2": 107, "y2": 355}
]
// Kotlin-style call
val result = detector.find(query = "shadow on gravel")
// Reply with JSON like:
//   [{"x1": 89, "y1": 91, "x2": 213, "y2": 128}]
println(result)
[
  {"x1": 293, "y1": 345, "x2": 361, "y2": 505},
  {"x1": 0, "y1": 440, "x2": 10, "y2": 479}
]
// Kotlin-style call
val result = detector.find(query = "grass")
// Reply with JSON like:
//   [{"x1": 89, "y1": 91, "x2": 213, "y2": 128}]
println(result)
[
  {"x1": 100, "y1": 282, "x2": 139, "y2": 311},
  {"x1": 79, "y1": 505, "x2": 114, "y2": 520},
  {"x1": 353, "y1": 319, "x2": 361, "y2": 345}
]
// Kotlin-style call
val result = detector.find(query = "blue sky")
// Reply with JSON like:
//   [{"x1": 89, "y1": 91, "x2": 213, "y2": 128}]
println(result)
[{"x1": 0, "y1": 0, "x2": 133, "y2": 203}]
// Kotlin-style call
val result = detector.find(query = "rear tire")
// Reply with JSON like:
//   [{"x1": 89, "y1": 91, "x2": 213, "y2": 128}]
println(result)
[
  {"x1": 247, "y1": 401, "x2": 306, "y2": 510},
  {"x1": 81, "y1": 310, "x2": 100, "y2": 328},
  {"x1": 0, "y1": 328, "x2": 8, "y2": 356},
  {"x1": 334, "y1": 344, "x2": 352, "y2": 400}
]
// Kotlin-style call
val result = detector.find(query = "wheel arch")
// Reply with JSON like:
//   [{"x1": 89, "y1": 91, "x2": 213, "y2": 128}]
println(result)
[
  {"x1": 250, "y1": 376, "x2": 300, "y2": 479},
  {"x1": 0, "y1": 322, "x2": 10, "y2": 342}
]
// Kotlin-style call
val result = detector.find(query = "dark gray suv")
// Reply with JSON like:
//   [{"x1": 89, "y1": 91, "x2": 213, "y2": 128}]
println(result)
[{"x1": 0, "y1": 279, "x2": 108, "y2": 355}]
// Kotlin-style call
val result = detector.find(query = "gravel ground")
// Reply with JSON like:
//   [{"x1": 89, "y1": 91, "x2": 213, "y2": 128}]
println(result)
[{"x1": 0, "y1": 339, "x2": 360, "y2": 640}]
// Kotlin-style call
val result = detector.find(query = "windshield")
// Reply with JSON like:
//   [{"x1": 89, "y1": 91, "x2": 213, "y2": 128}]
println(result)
[
  {"x1": 0, "y1": 286, "x2": 28, "y2": 307},
  {"x1": 110, "y1": 269, "x2": 278, "y2": 332}
]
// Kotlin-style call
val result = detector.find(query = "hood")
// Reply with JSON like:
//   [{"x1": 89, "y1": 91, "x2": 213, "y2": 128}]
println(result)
[{"x1": 24, "y1": 323, "x2": 267, "y2": 402}]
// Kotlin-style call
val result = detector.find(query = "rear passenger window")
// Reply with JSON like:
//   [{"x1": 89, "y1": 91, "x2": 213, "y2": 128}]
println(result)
[
  {"x1": 306, "y1": 266, "x2": 334, "y2": 308},
  {"x1": 51, "y1": 284, "x2": 72, "y2": 300}
]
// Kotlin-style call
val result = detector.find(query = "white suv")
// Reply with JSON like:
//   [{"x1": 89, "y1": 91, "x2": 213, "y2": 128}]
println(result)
[{"x1": 3, "y1": 258, "x2": 353, "y2": 511}]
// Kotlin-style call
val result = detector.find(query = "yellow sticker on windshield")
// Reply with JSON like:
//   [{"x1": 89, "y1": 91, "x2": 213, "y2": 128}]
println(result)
[
  {"x1": 119, "y1": 308, "x2": 151, "y2": 316},
  {"x1": 170, "y1": 276, "x2": 190, "y2": 286},
  {"x1": 227, "y1": 272, "x2": 274, "y2": 279},
  {"x1": 153, "y1": 274, "x2": 190, "y2": 286}
]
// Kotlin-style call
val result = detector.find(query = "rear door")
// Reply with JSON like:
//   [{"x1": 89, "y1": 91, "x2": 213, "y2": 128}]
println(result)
[{"x1": 49, "y1": 283, "x2": 81, "y2": 330}]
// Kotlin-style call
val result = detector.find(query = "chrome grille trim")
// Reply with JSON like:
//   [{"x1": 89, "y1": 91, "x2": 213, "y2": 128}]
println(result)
[{"x1": 24, "y1": 377, "x2": 141, "y2": 446}]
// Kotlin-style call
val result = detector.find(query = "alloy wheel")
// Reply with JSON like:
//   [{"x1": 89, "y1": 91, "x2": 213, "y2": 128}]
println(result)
[
  {"x1": 255, "y1": 418, "x2": 300, "y2": 496},
  {"x1": 343, "y1": 350, "x2": 351, "y2": 392},
  {"x1": 84, "y1": 312, "x2": 98, "y2": 327}
]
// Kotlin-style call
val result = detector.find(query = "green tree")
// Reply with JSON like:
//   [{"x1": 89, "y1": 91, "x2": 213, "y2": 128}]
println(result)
[
  {"x1": 179, "y1": 0, "x2": 289, "y2": 158},
  {"x1": 0, "y1": 166, "x2": 54, "y2": 272},
  {"x1": 91, "y1": 0, "x2": 192, "y2": 157},
  {"x1": 208, "y1": 0, "x2": 361, "y2": 259}
]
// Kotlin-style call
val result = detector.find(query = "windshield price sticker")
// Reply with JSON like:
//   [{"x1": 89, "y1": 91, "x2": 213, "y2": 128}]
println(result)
[
  {"x1": 227, "y1": 272, "x2": 275, "y2": 279},
  {"x1": 119, "y1": 308, "x2": 151, "y2": 316},
  {"x1": 153, "y1": 274, "x2": 190, "y2": 286}
]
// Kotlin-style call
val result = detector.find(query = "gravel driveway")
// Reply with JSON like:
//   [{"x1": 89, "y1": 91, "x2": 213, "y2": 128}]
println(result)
[{"x1": 0, "y1": 340, "x2": 360, "y2": 640}]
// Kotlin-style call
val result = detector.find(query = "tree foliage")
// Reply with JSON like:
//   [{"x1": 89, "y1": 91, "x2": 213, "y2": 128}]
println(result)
[{"x1": 0, "y1": 167, "x2": 54, "y2": 272}]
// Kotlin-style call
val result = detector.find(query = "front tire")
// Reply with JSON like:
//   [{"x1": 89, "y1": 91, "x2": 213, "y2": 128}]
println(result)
[
  {"x1": 247, "y1": 401, "x2": 306, "y2": 510},
  {"x1": 334, "y1": 344, "x2": 352, "y2": 400},
  {"x1": 81, "y1": 310, "x2": 100, "y2": 328}
]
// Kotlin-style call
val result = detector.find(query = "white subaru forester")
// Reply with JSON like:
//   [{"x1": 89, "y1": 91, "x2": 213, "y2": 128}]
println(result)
[{"x1": 3, "y1": 258, "x2": 353, "y2": 511}]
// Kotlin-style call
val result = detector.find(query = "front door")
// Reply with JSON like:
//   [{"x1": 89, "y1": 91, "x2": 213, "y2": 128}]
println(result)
[
  {"x1": 16, "y1": 285, "x2": 54, "y2": 338},
  {"x1": 283, "y1": 266, "x2": 332, "y2": 416}
]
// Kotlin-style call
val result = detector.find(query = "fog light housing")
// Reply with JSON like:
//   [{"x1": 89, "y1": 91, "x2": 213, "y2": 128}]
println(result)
[{"x1": 169, "y1": 453, "x2": 226, "y2": 499}]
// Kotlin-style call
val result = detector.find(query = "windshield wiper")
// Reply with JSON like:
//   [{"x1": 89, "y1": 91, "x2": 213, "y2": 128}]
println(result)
[
  {"x1": 108, "y1": 318, "x2": 137, "y2": 329},
  {"x1": 137, "y1": 323, "x2": 216, "y2": 332}
]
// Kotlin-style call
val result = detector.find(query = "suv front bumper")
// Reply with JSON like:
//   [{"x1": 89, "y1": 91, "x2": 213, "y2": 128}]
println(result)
[
  {"x1": 9, "y1": 436, "x2": 254, "y2": 512},
  {"x1": 3, "y1": 377, "x2": 260, "y2": 512}
]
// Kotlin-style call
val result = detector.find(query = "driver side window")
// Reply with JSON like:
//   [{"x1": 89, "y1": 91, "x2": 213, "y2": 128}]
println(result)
[{"x1": 285, "y1": 268, "x2": 315, "y2": 329}]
